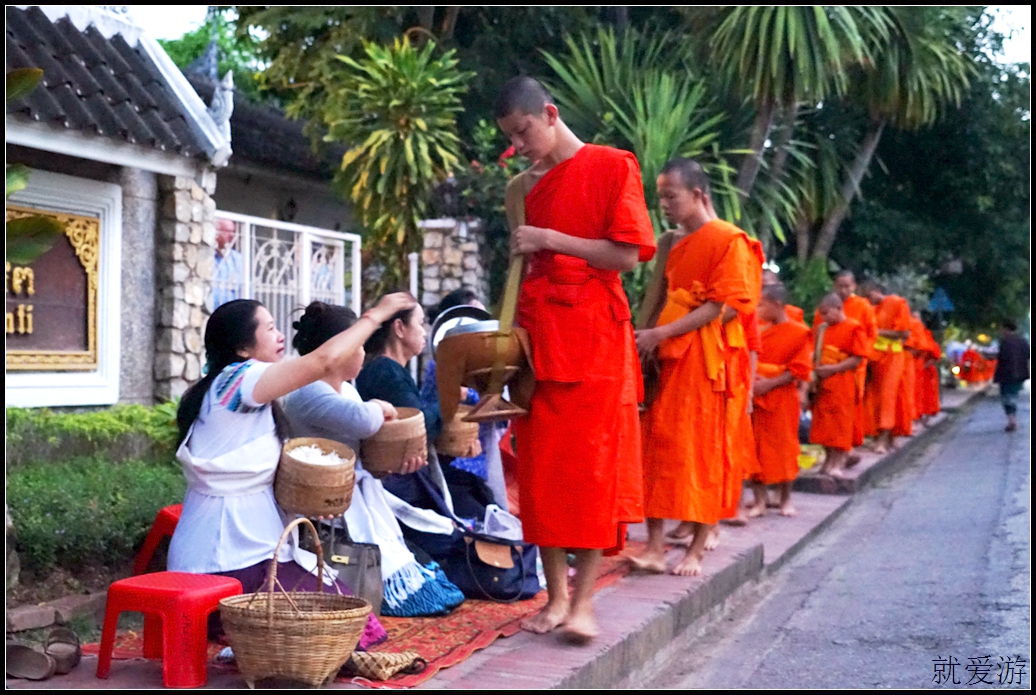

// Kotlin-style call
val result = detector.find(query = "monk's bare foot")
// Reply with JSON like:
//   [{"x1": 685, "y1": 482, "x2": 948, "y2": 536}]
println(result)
[
  {"x1": 666, "y1": 521, "x2": 695, "y2": 541},
  {"x1": 746, "y1": 502, "x2": 767, "y2": 518},
  {"x1": 559, "y1": 611, "x2": 598, "y2": 645},
  {"x1": 779, "y1": 503, "x2": 798, "y2": 517},
  {"x1": 672, "y1": 551, "x2": 704, "y2": 577},
  {"x1": 704, "y1": 527, "x2": 720, "y2": 551},
  {"x1": 521, "y1": 602, "x2": 569, "y2": 634},
  {"x1": 827, "y1": 468, "x2": 849, "y2": 479},
  {"x1": 871, "y1": 444, "x2": 888, "y2": 455},
  {"x1": 721, "y1": 512, "x2": 748, "y2": 527},
  {"x1": 845, "y1": 453, "x2": 862, "y2": 468},
  {"x1": 766, "y1": 499, "x2": 781, "y2": 509},
  {"x1": 625, "y1": 551, "x2": 666, "y2": 574}
]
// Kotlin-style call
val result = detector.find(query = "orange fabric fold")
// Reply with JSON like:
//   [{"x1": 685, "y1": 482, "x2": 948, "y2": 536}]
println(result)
[{"x1": 810, "y1": 318, "x2": 869, "y2": 451}]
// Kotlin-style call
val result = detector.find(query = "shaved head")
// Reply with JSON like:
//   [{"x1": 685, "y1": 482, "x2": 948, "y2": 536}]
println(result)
[
  {"x1": 495, "y1": 76, "x2": 555, "y2": 119},
  {"x1": 659, "y1": 157, "x2": 711, "y2": 196},
  {"x1": 833, "y1": 269, "x2": 855, "y2": 282},
  {"x1": 818, "y1": 293, "x2": 844, "y2": 311},
  {"x1": 761, "y1": 282, "x2": 789, "y2": 305},
  {"x1": 762, "y1": 268, "x2": 780, "y2": 286}
]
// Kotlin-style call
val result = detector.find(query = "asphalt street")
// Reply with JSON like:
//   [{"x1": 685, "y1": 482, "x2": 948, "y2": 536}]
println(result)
[{"x1": 644, "y1": 389, "x2": 1031, "y2": 689}]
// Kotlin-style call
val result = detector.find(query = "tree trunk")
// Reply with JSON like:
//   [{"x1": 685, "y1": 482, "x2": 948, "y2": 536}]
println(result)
[
  {"x1": 417, "y1": 6, "x2": 435, "y2": 32},
  {"x1": 440, "y1": 7, "x2": 461, "y2": 40},
  {"x1": 735, "y1": 100, "x2": 776, "y2": 202},
  {"x1": 811, "y1": 119, "x2": 886, "y2": 261},
  {"x1": 795, "y1": 212, "x2": 811, "y2": 264},
  {"x1": 756, "y1": 102, "x2": 798, "y2": 256}
]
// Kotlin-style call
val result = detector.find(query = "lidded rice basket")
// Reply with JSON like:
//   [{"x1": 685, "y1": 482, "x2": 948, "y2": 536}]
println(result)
[
  {"x1": 435, "y1": 404, "x2": 481, "y2": 457},
  {"x1": 275, "y1": 437, "x2": 356, "y2": 517},
  {"x1": 360, "y1": 407, "x2": 426, "y2": 476}
]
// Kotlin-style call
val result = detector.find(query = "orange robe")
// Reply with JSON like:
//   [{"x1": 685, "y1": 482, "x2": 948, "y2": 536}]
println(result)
[
  {"x1": 915, "y1": 326, "x2": 941, "y2": 417},
  {"x1": 815, "y1": 295, "x2": 876, "y2": 445},
  {"x1": 641, "y1": 220, "x2": 761, "y2": 525},
  {"x1": 735, "y1": 311, "x2": 763, "y2": 486},
  {"x1": 895, "y1": 317, "x2": 927, "y2": 435},
  {"x1": 514, "y1": 144, "x2": 656, "y2": 551},
  {"x1": 866, "y1": 295, "x2": 911, "y2": 433},
  {"x1": 959, "y1": 349, "x2": 985, "y2": 383},
  {"x1": 810, "y1": 318, "x2": 870, "y2": 451},
  {"x1": 752, "y1": 320, "x2": 812, "y2": 485},
  {"x1": 786, "y1": 304, "x2": 805, "y2": 324}
]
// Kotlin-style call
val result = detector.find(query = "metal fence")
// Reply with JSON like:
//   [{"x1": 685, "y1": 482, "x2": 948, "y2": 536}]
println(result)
[{"x1": 213, "y1": 211, "x2": 362, "y2": 354}]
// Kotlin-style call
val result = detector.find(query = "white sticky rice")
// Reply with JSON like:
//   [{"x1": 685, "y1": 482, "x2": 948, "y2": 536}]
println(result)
[{"x1": 289, "y1": 444, "x2": 345, "y2": 466}]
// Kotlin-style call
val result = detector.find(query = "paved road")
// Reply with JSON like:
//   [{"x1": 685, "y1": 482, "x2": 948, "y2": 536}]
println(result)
[{"x1": 645, "y1": 390, "x2": 1030, "y2": 689}]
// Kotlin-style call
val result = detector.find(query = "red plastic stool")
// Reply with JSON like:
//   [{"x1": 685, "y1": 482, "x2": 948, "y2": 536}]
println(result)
[
  {"x1": 96, "y1": 572, "x2": 242, "y2": 688},
  {"x1": 133, "y1": 504, "x2": 183, "y2": 575}
]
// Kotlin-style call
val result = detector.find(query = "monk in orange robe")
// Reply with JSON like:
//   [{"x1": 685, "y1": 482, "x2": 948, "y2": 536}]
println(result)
[
  {"x1": 748, "y1": 283, "x2": 812, "y2": 517},
  {"x1": 959, "y1": 345, "x2": 985, "y2": 383},
  {"x1": 628, "y1": 157, "x2": 760, "y2": 577},
  {"x1": 914, "y1": 318, "x2": 941, "y2": 423},
  {"x1": 895, "y1": 313, "x2": 926, "y2": 436},
  {"x1": 762, "y1": 268, "x2": 805, "y2": 323},
  {"x1": 862, "y1": 282, "x2": 911, "y2": 454},
  {"x1": 810, "y1": 294, "x2": 870, "y2": 476},
  {"x1": 814, "y1": 270, "x2": 878, "y2": 453},
  {"x1": 498, "y1": 77, "x2": 656, "y2": 641}
]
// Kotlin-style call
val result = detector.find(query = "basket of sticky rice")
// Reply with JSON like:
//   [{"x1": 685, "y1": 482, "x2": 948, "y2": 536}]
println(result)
[
  {"x1": 275, "y1": 438, "x2": 356, "y2": 517},
  {"x1": 360, "y1": 407, "x2": 426, "y2": 476}
]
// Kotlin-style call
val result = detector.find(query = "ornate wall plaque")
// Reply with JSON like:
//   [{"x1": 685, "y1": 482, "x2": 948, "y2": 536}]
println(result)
[{"x1": 6, "y1": 204, "x2": 99, "y2": 371}]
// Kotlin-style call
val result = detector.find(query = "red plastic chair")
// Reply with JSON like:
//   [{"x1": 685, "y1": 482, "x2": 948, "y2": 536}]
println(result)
[
  {"x1": 133, "y1": 504, "x2": 182, "y2": 575},
  {"x1": 96, "y1": 572, "x2": 242, "y2": 688}
]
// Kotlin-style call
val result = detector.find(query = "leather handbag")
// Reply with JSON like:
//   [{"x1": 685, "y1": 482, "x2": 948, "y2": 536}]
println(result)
[
  {"x1": 439, "y1": 530, "x2": 541, "y2": 603},
  {"x1": 318, "y1": 523, "x2": 384, "y2": 616}
]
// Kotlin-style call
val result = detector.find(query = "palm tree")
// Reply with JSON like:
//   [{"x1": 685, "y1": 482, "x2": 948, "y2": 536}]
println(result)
[
  {"x1": 810, "y1": 7, "x2": 975, "y2": 260},
  {"x1": 684, "y1": 6, "x2": 895, "y2": 202}
]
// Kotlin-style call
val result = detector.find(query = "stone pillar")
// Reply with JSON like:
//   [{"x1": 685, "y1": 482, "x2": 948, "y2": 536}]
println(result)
[
  {"x1": 116, "y1": 167, "x2": 158, "y2": 404},
  {"x1": 154, "y1": 171, "x2": 218, "y2": 401},
  {"x1": 419, "y1": 218, "x2": 488, "y2": 310}
]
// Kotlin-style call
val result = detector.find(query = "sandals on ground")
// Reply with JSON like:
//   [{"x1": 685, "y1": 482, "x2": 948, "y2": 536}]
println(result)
[
  {"x1": 44, "y1": 627, "x2": 82, "y2": 675},
  {"x1": 6, "y1": 643, "x2": 57, "y2": 681}
]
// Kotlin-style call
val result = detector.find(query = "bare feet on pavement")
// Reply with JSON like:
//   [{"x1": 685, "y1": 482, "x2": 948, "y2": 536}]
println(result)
[
  {"x1": 626, "y1": 550, "x2": 666, "y2": 574},
  {"x1": 746, "y1": 502, "x2": 767, "y2": 518},
  {"x1": 704, "y1": 527, "x2": 720, "y2": 551},
  {"x1": 667, "y1": 521, "x2": 695, "y2": 541},
  {"x1": 845, "y1": 453, "x2": 862, "y2": 468},
  {"x1": 672, "y1": 550, "x2": 705, "y2": 577},
  {"x1": 779, "y1": 503, "x2": 798, "y2": 517},
  {"x1": 521, "y1": 602, "x2": 569, "y2": 634},
  {"x1": 559, "y1": 611, "x2": 599, "y2": 645}
]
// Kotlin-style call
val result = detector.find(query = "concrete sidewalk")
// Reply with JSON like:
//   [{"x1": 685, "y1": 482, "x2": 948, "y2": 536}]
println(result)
[{"x1": 5, "y1": 386, "x2": 990, "y2": 690}]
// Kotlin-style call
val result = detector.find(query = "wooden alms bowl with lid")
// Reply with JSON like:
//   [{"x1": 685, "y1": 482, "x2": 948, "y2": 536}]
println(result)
[{"x1": 360, "y1": 407, "x2": 426, "y2": 476}]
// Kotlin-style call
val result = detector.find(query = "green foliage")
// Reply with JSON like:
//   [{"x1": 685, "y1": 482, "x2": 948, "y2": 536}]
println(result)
[
  {"x1": 780, "y1": 257, "x2": 833, "y2": 322},
  {"x1": 5, "y1": 403, "x2": 181, "y2": 469},
  {"x1": 158, "y1": 8, "x2": 265, "y2": 102},
  {"x1": 6, "y1": 67, "x2": 43, "y2": 102},
  {"x1": 323, "y1": 37, "x2": 474, "y2": 295},
  {"x1": 7, "y1": 457, "x2": 186, "y2": 575}
]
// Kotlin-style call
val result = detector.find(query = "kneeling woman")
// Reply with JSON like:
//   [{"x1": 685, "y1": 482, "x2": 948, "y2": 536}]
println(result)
[
  {"x1": 283, "y1": 302, "x2": 465, "y2": 617},
  {"x1": 168, "y1": 294, "x2": 413, "y2": 649}
]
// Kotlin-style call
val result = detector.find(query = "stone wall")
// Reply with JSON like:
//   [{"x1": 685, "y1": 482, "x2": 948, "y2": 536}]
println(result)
[
  {"x1": 153, "y1": 171, "x2": 218, "y2": 401},
  {"x1": 419, "y1": 218, "x2": 488, "y2": 309}
]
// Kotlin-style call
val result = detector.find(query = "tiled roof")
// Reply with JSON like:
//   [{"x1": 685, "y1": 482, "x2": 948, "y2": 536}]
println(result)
[
  {"x1": 6, "y1": 5, "x2": 216, "y2": 159},
  {"x1": 187, "y1": 74, "x2": 345, "y2": 179}
]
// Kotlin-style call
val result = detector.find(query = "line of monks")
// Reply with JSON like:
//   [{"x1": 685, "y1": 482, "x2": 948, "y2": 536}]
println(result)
[{"x1": 626, "y1": 159, "x2": 943, "y2": 578}]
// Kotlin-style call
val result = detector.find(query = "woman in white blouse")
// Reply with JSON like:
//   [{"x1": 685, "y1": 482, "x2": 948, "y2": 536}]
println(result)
[{"x1": 168, "y1": 293, "x2": 413, "y2": 649}]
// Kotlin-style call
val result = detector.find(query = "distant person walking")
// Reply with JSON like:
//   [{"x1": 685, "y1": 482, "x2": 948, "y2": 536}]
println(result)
[{"x1": 992, "y1": 321, "x2": 1029, "y2": 433}]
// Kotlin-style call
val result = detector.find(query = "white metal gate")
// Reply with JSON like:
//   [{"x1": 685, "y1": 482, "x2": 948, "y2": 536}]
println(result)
[{"x1": 212, "y1": 211, "x2": 362, "y2": 354}]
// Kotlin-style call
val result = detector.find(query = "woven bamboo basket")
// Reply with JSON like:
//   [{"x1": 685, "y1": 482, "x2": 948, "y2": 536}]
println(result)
[
  {"x1": 275, "y1": 438, "x2": 356, "y2": 517},
  {"x1": 219, "y1": 518, "x2": 371, "y2": 688},
  {"x1": 360, "y1": 407, "x2": 426, "y2": 476},
  {"x1": 435, "y1": 405, "x2": 481, "y2": 457}
]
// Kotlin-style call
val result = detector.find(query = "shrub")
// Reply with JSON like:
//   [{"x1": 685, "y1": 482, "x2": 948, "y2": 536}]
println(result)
[
  {"x1": 5, "y1": 402, "x2": 179, "y2": 469},
  {"x1": 7, "y1": 457, "x2": 186, "y2": 576}
]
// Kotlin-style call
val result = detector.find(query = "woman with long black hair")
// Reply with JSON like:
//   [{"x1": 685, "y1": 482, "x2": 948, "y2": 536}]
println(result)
[{"x1": 168, "y1": 293, "x2": 413, "y2": 649}]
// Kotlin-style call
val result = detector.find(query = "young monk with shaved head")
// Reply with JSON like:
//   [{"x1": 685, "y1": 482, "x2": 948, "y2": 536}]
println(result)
[
  {"x1": 629, "y1": 157, "x2": 761, "y2": 577},
  {"x1": 810, "y1": 294, "x2": 870, "y2": 476},
  {"x1": 749, "y1": 282, "x2": 812, "y2": 517},
  {"x1": 861, "y1": 281, "x2": 911, "y2": 454},
  {"x1": 496, "y1": 76, "x2": 656, "y2": 642},
  {"x1": 762, "y1": 268, "x2": 805, "y2": 324}
]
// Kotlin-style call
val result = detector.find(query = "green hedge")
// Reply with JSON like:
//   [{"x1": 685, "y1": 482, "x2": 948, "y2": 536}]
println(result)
[
  {"x1": 7, "y1": 456, "x2": 186, "y2": 575},
  {"x1": 5, "y1": 402, "x2": 180, "y2": 469}
]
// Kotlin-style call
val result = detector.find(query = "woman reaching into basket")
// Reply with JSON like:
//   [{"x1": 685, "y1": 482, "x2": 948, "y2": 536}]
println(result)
[
  {"x1": 283, "y1": 301, "x2": 465, "y2": 617},
  {"x1": 169, "y1": 293, "x2": 415, "y2": 650}
]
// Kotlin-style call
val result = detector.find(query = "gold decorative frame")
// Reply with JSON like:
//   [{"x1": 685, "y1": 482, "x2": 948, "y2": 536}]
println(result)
[{"x1": 6, "y1": 204, "x2": 99, "y2": 371}]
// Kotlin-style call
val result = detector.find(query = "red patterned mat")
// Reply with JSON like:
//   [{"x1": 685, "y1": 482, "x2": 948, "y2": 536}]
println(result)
[{"x1": 81, "y1": 551, "x2": 635, "y2": 689}]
